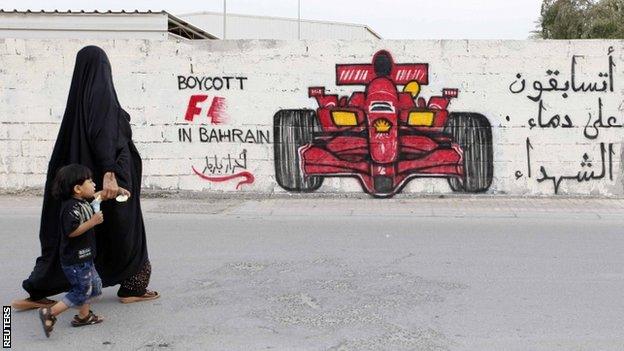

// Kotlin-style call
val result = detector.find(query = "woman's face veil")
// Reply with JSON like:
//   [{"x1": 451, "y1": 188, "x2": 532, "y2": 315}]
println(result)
[
  {"x1": 50, "y1": 45, "x2": 123, "y2": 172},
  {"x1": 65, "y1": 45, "x2": 120, "y2": 117}
]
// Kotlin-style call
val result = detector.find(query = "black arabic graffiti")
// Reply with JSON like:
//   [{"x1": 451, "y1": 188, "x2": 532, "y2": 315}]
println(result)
[
  {"x1": 509, "y1": 47, "x2": 618, "y2": 140},
  {"x1": 515, "y1": 137, "x2": 534, "y2": 180},
  {"x1": 509, "y1": 48, "x2": 615, "y2": 102},
  {"x1": 583, "y1": 97, "x2": 624, "y2": 139},
  {"x1": 528, "y1": 100, "x2": 574, "y2": 130},
  {"x1": 526, "y1": 141, "x2": 616, "y2": 194},
  {"x1": 509, "y1": 47, "x2": 621, "y2": 194},
  {"x1": 202, "y1": 150, "x2": 248, "y2": 175},
  {"x1": 525, "y1": 96, "x2": 624, "y2": 137}
]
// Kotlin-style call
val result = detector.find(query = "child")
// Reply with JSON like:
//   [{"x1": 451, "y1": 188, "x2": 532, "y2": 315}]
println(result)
[{"x1": 39, "y1": 164, "x2": 105, "y2": 337}]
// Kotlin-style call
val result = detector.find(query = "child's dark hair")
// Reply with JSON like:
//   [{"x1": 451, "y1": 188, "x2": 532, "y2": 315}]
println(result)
[{"x1": 52, "y1": 164, "x2": 93, "y2": 200}]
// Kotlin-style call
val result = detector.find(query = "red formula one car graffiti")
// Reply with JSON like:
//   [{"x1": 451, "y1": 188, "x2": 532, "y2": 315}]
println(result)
[{"x1": 274, "y1": 50, "x2": 493, "y2": 197}]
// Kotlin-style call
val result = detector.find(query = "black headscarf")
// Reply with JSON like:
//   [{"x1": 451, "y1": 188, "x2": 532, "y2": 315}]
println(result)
[{"x1": 23, "y1": 46, "x2": 148, "y2": 298}]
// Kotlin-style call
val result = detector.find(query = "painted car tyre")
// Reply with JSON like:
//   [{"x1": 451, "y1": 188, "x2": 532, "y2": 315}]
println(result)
[
  {"x1": 274, "y1": 109, "x2": 324, "y2": 192},
  {"x1": 444, "y1": 112, "x2": 493, "y2": 193}
]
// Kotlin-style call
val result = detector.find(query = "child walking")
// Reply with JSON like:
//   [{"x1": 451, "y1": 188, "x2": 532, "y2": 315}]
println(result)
[{"x1": 39, "y1": 164, "x2": 104, "y2": 337}]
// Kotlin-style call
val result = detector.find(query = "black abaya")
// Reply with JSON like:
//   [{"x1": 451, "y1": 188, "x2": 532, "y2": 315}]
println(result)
[{"x1": 22, "y1": 46, "x2": 149, "y2": 299}]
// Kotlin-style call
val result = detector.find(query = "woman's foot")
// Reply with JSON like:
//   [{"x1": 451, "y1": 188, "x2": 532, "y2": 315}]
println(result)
[
  {"x1": 13, "y1": 297, "x2": 56, "y2": 311},
  {"x1": 119, "y1": 290, "x2": 160, "y2": 304},
  {"x1": 71, "y1": 310, "x2": 104, "y2": 327},
  {"x1": 38, "y1": 307, "x2": 56, "y2": 338}
]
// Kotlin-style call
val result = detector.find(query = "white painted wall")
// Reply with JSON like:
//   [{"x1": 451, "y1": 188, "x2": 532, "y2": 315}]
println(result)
[{"x1": 1, "y1": 38, "x2": 623, "y2": 197}]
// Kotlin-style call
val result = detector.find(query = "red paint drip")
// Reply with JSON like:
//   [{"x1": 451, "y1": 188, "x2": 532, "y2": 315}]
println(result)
[
  {"x1": 207, "y1": 96, "x2": 227, "y2": 125},
  {"x1": 192, "y1": 166, "x2": 254, "y2": 190}
]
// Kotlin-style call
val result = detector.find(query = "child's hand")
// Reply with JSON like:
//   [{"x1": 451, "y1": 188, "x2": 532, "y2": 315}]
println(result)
[{"x1": 90, "y1": 212, "x2": 104, "y2": 226}]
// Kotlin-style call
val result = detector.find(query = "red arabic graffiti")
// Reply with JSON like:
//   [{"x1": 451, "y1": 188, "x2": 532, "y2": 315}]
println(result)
[
  {"x1": 191, "y1": 150, "x2": 255, "y2": 190},
  {"x1": 192, "y1": 166, "x2": 255, "y2": 189}
]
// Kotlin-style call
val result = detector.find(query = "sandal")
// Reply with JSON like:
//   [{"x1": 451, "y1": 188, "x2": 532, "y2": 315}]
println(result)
[
  {"x1": 119, "y1": 290, "x2": 160, "y2": 304},
  {"x1": 13, "y1": 297, "x2": 56, "y2": 311},
  {"x1": 38, "y1": 307, "x2": 56, "y2": 338},
  {"x1": 71, "y1": 310, "x2": 104, "y2": 327}
]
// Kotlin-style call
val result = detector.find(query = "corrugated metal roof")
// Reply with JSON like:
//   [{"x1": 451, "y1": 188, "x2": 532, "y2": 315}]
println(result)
[
  {"x1": 0, "y1": 9, "x2": 218, "y2": 39},
  {"x1": 0, "y1": 9, "x2": 164, "y2": 14},
  {"x1": 180, "y1": 10, "x2": 382, "y2": 39}
]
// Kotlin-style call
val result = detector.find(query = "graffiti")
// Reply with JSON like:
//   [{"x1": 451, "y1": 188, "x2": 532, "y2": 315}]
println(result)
[
  {"x1": 515, "y1": 138, "x2": 534, "y2": 180},
  {"x1": 508, "y1": 47, "x2": 616, "y2": 138},
  {"x1": 583, "y1": 98, "x2": 623, "y2": 139},
  {"x1": 273, "y1": 50, "x2": 493, "y2": 198},
  {"x1": 199, "y1": 127, "x2": 270, "y2": 144},
  {"x1": 178, "y1": 74, "x2": 247, "y2": 124},
  {"x1": 191, "y1": 150, "x2": 255, "y2": 189},
  {"x1": 192, "y1": 168, "x2": 255, "y2": 189},
  {"x1": 527, "y1": 100, "x2": 574, "y2": 129},
  {"x1": 178, "y1": 127, "x2": 270, "y2": 144},
  {"x1": 528, "y1": 140, "x2": 615, "y2": 194},
  {"x1": 176, "y1": 74, "x2": 269, "y2": 143},
  {"x1": 176, "y1": 73, "x2": 257, "y2": 189},
  {"x1": 184, "y1": 95, "x2": 227, "y2": 123},
  {"x1": 203, "y1": 150, "x2": 248, "y2": 174},
  {"x1": 177, "y1": 75, "x2": 247, "y2": 91},
  {"x1": 509, "y1": 52, "x2": 615, "y2": 102},
  {"x1": 509, "y1": 47, "x2": 619, "y2": 194}
]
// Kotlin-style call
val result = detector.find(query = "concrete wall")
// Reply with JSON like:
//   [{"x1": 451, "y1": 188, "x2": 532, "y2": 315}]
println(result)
[{"x1": 1, "y1": 38, "x2": 623, "y2": 197}]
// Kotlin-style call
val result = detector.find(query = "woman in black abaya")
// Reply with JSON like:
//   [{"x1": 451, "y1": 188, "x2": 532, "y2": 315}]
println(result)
[{"x1": 13, "y1": 46, "x2": 158, "y2": 309}]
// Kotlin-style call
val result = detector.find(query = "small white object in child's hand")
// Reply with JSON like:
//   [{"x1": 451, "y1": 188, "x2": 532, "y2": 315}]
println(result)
[
  {"x1": 91, "y1": 195, "x2": 102, "y2": 212},
  {"x1": 116, "y1": 194, "x2": 129, "y2": 202}
]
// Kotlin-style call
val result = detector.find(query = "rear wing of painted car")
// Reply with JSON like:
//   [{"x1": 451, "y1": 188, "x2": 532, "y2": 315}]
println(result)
[{"x1": 335, "y1": 63, "x2": 429, "y2": 86}]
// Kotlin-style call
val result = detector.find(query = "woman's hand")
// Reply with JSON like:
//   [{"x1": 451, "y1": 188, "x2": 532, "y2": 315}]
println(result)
[
  {"x1": 117, "y1": 186, "x2": 131, "y2": 200},
  {"x1": 101, "y1": 172, "x2": 119, "y2": 200}
]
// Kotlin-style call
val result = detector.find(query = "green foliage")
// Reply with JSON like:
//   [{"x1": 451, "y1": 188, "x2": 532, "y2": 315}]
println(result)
[
  {"x1": 587, "y1": 0, "x2": 624, "y2": 38},
  {"x1": 535, "y1": 0, "x2": 624, "y2": 38}
]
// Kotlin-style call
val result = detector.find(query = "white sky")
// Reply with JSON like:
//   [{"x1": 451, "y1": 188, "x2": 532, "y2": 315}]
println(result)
[{"x1": 1, "y1": 0, "x2": 544, "y2": 39}]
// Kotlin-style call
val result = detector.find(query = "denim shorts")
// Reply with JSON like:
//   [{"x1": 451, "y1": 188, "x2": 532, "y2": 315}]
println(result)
[{"x1": 61, "y1": 260, "x2": 102, "y2": 308}]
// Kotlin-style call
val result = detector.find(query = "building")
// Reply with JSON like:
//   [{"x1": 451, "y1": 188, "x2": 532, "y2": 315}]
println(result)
[
  {"x1": 0, "y1": 10, "x2": 217, "y2": 40},
  {"x1": 179, "y1": 11, "x2": 382, "y2": 40},
  {"x1": 0, "y1": 9, "x2": 381, "y2": 41}
]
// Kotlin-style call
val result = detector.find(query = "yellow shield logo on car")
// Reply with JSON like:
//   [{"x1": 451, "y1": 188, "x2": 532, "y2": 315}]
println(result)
[{"x1": 373, "y1": 119, "x2": 392, "y2": 133}]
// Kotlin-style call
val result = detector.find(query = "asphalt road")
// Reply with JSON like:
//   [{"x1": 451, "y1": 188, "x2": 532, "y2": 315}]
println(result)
[{"x1": 1, "y1": 195, "x2": 623, "y2": 350}]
